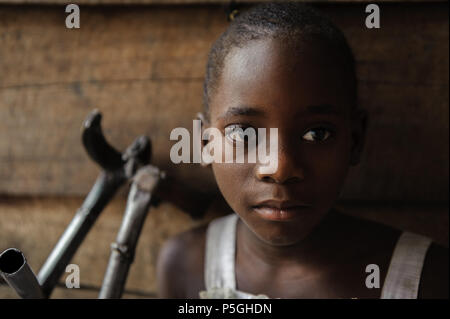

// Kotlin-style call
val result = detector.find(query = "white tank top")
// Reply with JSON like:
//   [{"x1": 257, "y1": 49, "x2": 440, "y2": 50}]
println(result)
[{"x1": 199, "y1": 214, "x2": 432, "y2": 299}]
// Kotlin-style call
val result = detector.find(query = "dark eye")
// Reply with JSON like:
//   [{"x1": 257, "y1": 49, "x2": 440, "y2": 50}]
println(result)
[
  {"x1": 302, "y1": 127, "x2": 332, "y2": 142},
  {"x1": 224, "y1": 124, "x2": 256, "y2": 143}
]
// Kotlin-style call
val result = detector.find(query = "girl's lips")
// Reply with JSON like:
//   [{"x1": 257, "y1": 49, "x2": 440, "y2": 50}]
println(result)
[{"x1": 252, "y1": 205, "x2": 311, "y2": 221}]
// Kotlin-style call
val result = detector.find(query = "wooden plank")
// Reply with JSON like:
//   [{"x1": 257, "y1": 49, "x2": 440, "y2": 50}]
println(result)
[
  {"x1": 0, "y1": 6, "x2": 216, "y2": 88},
  {"x1": 0, "y1": 4, "x2": 448, "y2": 201},
  {"x1": 0, "y1": 81, "x2": 447, "y2": 200},
  {"x1": 1, "y1": 5, "x2": 448, "y2": 89},
  {"x1": 0, "y1": 196, "x2": 447, "y2": 298}
]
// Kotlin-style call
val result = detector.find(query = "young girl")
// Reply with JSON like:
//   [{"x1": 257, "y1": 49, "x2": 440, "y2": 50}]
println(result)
[{"x1": 156, "y1": 3, "x2": 448, "y2": 299}]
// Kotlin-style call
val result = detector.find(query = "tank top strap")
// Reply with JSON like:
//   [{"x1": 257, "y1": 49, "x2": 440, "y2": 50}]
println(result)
[
  {"x1": 204, "y1": 214, "x2": 239, "y2": 291},
  {"x1": 381, "y1": 231, "x2": 432, "y2": 299}
]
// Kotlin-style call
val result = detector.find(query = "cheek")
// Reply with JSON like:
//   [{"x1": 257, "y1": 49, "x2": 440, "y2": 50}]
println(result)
[
  {"x1": 305, "y1": 135, "x2": 352, "y2": 203},
  {"x1": 212, "y1": 163, "x2": 253, "y2": 210}
]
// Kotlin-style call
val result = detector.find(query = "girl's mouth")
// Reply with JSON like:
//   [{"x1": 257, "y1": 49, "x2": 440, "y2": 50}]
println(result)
[{"x1": 252, "y1": 200, "x2": 312, "y2": 221}]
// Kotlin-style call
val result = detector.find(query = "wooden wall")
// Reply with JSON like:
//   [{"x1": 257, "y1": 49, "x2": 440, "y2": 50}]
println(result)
[
  {"x1": 0, "y1": 3, "x2": 447, "y2": 200},
  {"x1": 0, "y1": 1, "x2": 448, "y2": 298}
]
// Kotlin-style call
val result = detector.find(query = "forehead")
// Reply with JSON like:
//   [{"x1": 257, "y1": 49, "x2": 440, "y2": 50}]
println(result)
[{"x1": 210, "y1": 38, "x2": 353, "y2": 121}]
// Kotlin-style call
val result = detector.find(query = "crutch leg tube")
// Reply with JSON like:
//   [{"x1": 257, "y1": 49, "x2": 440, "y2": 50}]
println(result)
[
  {"x1": 36, "y1": 170, "x2": 126, "y2": 297},
  {"x1": 0, "y1": 248, "x2": 44, "y2": 299},
  {"x1": 99, "y1": 165, "x2": 165, "y2": 299}
]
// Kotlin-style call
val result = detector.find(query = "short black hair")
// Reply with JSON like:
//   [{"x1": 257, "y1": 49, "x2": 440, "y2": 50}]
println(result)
[{"x1": 203, "y1": 2, "x2": 357, "y2": 120}]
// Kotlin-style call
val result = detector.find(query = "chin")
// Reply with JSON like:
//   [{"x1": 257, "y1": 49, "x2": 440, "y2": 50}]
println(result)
[
  {"x1": 243, "y1": 211, "x2": 327, "y2": 247},
  {"x1": 250, "y1": 220, "x2": 313, "y2": 246}
]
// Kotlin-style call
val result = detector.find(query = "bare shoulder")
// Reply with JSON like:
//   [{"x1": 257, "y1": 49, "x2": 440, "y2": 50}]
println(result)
[
  {"x1": 156, "y1": 223, "x2": 208, "y2": 298},
  {"x1": 156, "y1": 195, "x2": 234, "y2": 299},
  {"x1": 419, "y1": 242, "x2": 449, "y2": 299}
]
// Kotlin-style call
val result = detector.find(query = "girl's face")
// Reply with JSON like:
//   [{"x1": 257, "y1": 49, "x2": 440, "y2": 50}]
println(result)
[{"x1": 205, "y1": 38, "x2": 364, "y2": 246}]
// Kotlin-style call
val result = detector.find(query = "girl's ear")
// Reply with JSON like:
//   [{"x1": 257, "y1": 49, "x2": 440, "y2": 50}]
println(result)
[
  {"x1": 350, "y1": 108, "x2": 368, "y2": 166},
  {"x1": 196, "y1": 112, "x2": 211, "y2": 167}
]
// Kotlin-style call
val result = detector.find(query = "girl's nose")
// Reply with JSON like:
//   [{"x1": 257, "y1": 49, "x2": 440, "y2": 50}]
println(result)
[{"x1": 256, "y1": 144, "x2": 305, "y2": 184}]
